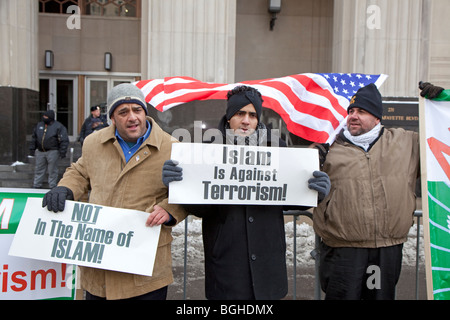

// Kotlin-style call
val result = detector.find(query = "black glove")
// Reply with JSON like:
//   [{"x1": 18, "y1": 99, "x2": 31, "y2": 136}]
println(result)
[
  {"x1": 162, "y1": 160, "x2": 183, "y2": 187},
  {"x1": 419, "y1": 81, "x2": 444, "y2": 99},
  {"x1": 42, "y1": 186, "x2": 74, "y2": 213},
  {"x1": 60, "y1": 152, "x2": 66, "y2": 159},
  {"x1": 308, "y1": 171, "x2": 331, "y2": 202},
  {"x1": 29, "y1": 149, "x2": 35, "y2": 157}
]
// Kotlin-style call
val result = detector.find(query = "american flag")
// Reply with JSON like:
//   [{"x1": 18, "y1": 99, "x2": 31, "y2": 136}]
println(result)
[{"x1": 134, "y1": 73, "x2": 387, "y2": 144}]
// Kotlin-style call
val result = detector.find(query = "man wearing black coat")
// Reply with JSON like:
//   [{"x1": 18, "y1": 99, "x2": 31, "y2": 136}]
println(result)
[
  {"x1": 30, "y1": 110, "x2": 69, "y2": 188},
  {"x1": 163, "y1": 85, "x2": 330, "y2": 299},
  {"x1": 78, "y1": 105, "x2": 108, "y2": 146}
]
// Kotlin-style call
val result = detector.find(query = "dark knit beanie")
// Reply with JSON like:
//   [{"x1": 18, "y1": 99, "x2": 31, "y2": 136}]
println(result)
[
  {"x1": 107, "y1": 83, "x2": 148, "y2": 118},
  {"x1": 226, "y1": 86, "x2": 263, "y2": 122},
  {"x1": 347, "y1": 83, "x2": 383, "y2": 119},
  {"x1": 43, "y1": 109, "x2": 55, "y2": 121}
]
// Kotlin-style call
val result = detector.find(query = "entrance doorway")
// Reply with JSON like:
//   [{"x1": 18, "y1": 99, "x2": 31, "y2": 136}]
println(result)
[
  {"x1": 85, "y1": 78, "x2": 134, "y2": 119},
  {"x1": 39, "y1": 77, "x2": 77, "y2": 140}
]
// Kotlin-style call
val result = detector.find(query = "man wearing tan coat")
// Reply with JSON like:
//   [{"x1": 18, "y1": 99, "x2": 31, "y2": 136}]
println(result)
[
  {"x1": 42, "y1": 83, "x2": 187, "y2": 300},
  {"x1": 313, "y1": 84, "x2": 420, "y2": 300}
]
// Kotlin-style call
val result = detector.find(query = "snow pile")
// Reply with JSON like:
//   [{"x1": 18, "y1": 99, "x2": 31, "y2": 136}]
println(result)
[
  {"x1": 171, "y1": 218, "x2": 424, "y2": 269},
  {"x1": 284, "y1": 221, "x2": 316, "y2": 267},
  {"x1": 11, "y1": 161, "x2": 26, "y2": 166},
  {"x1": 171, "y1": 218, "x2": 204, "y2": 268},
  {"x1": 403, "y1": 223, "x2": 425, "y2": 266}
]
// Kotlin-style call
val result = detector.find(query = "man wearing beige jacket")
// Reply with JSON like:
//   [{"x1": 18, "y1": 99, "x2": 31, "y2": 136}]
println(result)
[
  {"x1": 313, "y1": 83, "x2": 420, "y2": 300},
  {"x1": 42, "y1": 83, "x2": 187, "y2": 300}
]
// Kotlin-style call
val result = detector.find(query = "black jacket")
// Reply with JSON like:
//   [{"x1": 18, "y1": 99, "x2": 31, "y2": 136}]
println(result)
[
  {"x1": 78, "y1": 114, "x2": 108, "y2": 146},
  {"x1": 30, "y1": 111, "x2": 69, "y2": 157},
  {"x1": 184, "y1": 121, "x2": 305, "y2": 300}
]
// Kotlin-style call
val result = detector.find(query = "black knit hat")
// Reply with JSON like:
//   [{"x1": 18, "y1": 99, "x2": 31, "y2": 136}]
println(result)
[
  {"x1": 226, "y1": 86, "x2": 263, "y2": 122},
  {"x1": 347, "y1": 83, "x2": 383, "y2": 119},
  {"x1": 43, "y1": 109, "x2": 55, "y2": 121}
]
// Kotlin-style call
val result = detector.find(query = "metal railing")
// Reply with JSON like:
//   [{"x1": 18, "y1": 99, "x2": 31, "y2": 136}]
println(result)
[
  {"x1": 180, "y1": 209, "x2": 424, "y2": 300},
  {"x1": 282, "y1": 210, "x2": 320, "y2": 300},
  {"x1": 414, "y1": 210, "x2": 423, "y2": 300}
]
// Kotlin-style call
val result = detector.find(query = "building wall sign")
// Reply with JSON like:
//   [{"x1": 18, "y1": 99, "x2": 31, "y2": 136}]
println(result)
[{"x1": 382, "y1": 100, "x2": 419, "y2": 132}]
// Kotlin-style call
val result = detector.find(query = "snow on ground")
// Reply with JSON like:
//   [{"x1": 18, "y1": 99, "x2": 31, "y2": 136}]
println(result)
[
  {"x1": 11, "y1": 161, "x2": 26, "y2": 166},
  {"x1": 171, "y1": 217, "x2": 425, "y2": 269}
]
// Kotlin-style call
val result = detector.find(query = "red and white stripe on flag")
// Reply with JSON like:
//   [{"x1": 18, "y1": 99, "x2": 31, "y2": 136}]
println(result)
[{"x1": 134, "y1": 73, "x2": 387, "y2": 144}]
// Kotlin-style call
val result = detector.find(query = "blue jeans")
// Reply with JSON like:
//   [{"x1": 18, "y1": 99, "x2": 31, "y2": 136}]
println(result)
[{"x1": 33, "y1": 149, "x2": 59, "y2": 188}]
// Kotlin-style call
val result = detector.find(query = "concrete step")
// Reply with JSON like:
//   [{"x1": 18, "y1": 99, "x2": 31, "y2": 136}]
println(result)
[{"x1": 1, "y1": 142, "x2": 82, "y2": 190}]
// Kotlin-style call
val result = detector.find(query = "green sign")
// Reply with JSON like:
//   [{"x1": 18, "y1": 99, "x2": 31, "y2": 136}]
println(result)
[
  {"x1": 0, "y1": 188, "x2": 76, "y2": 300},
  {"x1": 428, "y1": 182, "x2": 450, "y2": 299},
  {"x1": 0, "y1": 191, "x2": 46, "y2": 234},
  {"x1": 421, "y1": 93, "x2": 450, "y2": 300}
]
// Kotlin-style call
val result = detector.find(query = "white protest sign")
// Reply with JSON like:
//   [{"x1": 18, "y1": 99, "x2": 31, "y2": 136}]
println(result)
[
  {"x1": 9, "y1": 198, "x2": 161, "y2": 276},
  {"x1": 169, "y1": 143, "x2": 319, "y2": 207}
]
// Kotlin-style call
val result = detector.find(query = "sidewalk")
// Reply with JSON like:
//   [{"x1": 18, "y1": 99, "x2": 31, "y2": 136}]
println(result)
[{"x1": 168, "y1": 265, "x2": 427, "y2": 300}]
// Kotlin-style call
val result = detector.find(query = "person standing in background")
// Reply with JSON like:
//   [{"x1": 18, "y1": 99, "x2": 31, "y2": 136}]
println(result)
[
  {"x1": 29, "y1": 110, "x2": 69, "y2": 189},
  {"x1": 78, "y1": 105, "x2": 108, "y2": 146}
]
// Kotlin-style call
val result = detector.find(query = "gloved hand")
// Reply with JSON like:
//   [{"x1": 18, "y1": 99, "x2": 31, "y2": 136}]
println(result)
[
  {"x1": 162, "y1": 160, "x2": 183, "y2": 187},
  {"x1": 419, "y1": 81, "x2": 444, "y2": 99},
  {"x1": 308, "y1": 171, "x2": 331, "y2": 202},
  {"x1": 42, "y1": 186, "x2": 74, "y2": 213}
]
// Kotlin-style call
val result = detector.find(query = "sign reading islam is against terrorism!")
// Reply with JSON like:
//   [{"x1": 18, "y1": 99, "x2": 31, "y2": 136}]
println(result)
[{"x1": 168, "y1": 143, "x2": 319, "y2": 207}]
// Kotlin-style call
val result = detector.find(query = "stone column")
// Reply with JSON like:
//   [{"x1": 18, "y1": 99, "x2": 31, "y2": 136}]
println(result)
[
  {"x1": 0, "y1": 0, "x2": 39, "y2": 163},
  {"x1": 427, "y1": 0, "x2": 450, "y2": 89},
  {"x1": 141, "y1": 0, "x2": 236, "y2": 83},
  {"x1": 332, "y1": 0, "x2": 424, "y2": 97}
]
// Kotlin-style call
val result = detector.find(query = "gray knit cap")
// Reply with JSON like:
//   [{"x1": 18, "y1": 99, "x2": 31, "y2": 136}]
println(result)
[{"x1": 107, "y1": 83, "x2": 148, "y2": 118}]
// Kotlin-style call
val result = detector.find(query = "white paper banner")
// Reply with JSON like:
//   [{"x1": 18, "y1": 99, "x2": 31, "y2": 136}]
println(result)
[
  {"x1": 9, "y1": 198, "x2": 161, "y2": 276},
  {"x1": 169, "y1": 143, "x2": 319, "y2": 207},
  {"x1": 1, "y1": 234, "x2": 75, "y2": 300},
  {"x1": 425, "y1": 99, "x2": 450, "y2": 184}
]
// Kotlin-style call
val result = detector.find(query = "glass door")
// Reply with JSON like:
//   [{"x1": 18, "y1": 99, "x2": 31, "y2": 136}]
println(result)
[
  {"x1": 86, "y1": 77, "x2": 134, "y2": 119},
  {"x1": 39, "y1": 76, "x2": 77, "y2": 140},
  {"x1": 88, "y1": 79, "x2": 108, "y2": 116},
  {"x1": 55, "y1": 79, "x2": 74, "y2": 137}
]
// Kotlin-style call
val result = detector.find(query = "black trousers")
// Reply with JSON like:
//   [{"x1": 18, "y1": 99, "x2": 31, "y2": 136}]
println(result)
[
  {"x1": 85, "y1": 286, "x2": 168, "y2": 300},
  {"x1": 319, "y1": 242, "x2": 403, "y2": 300}
]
